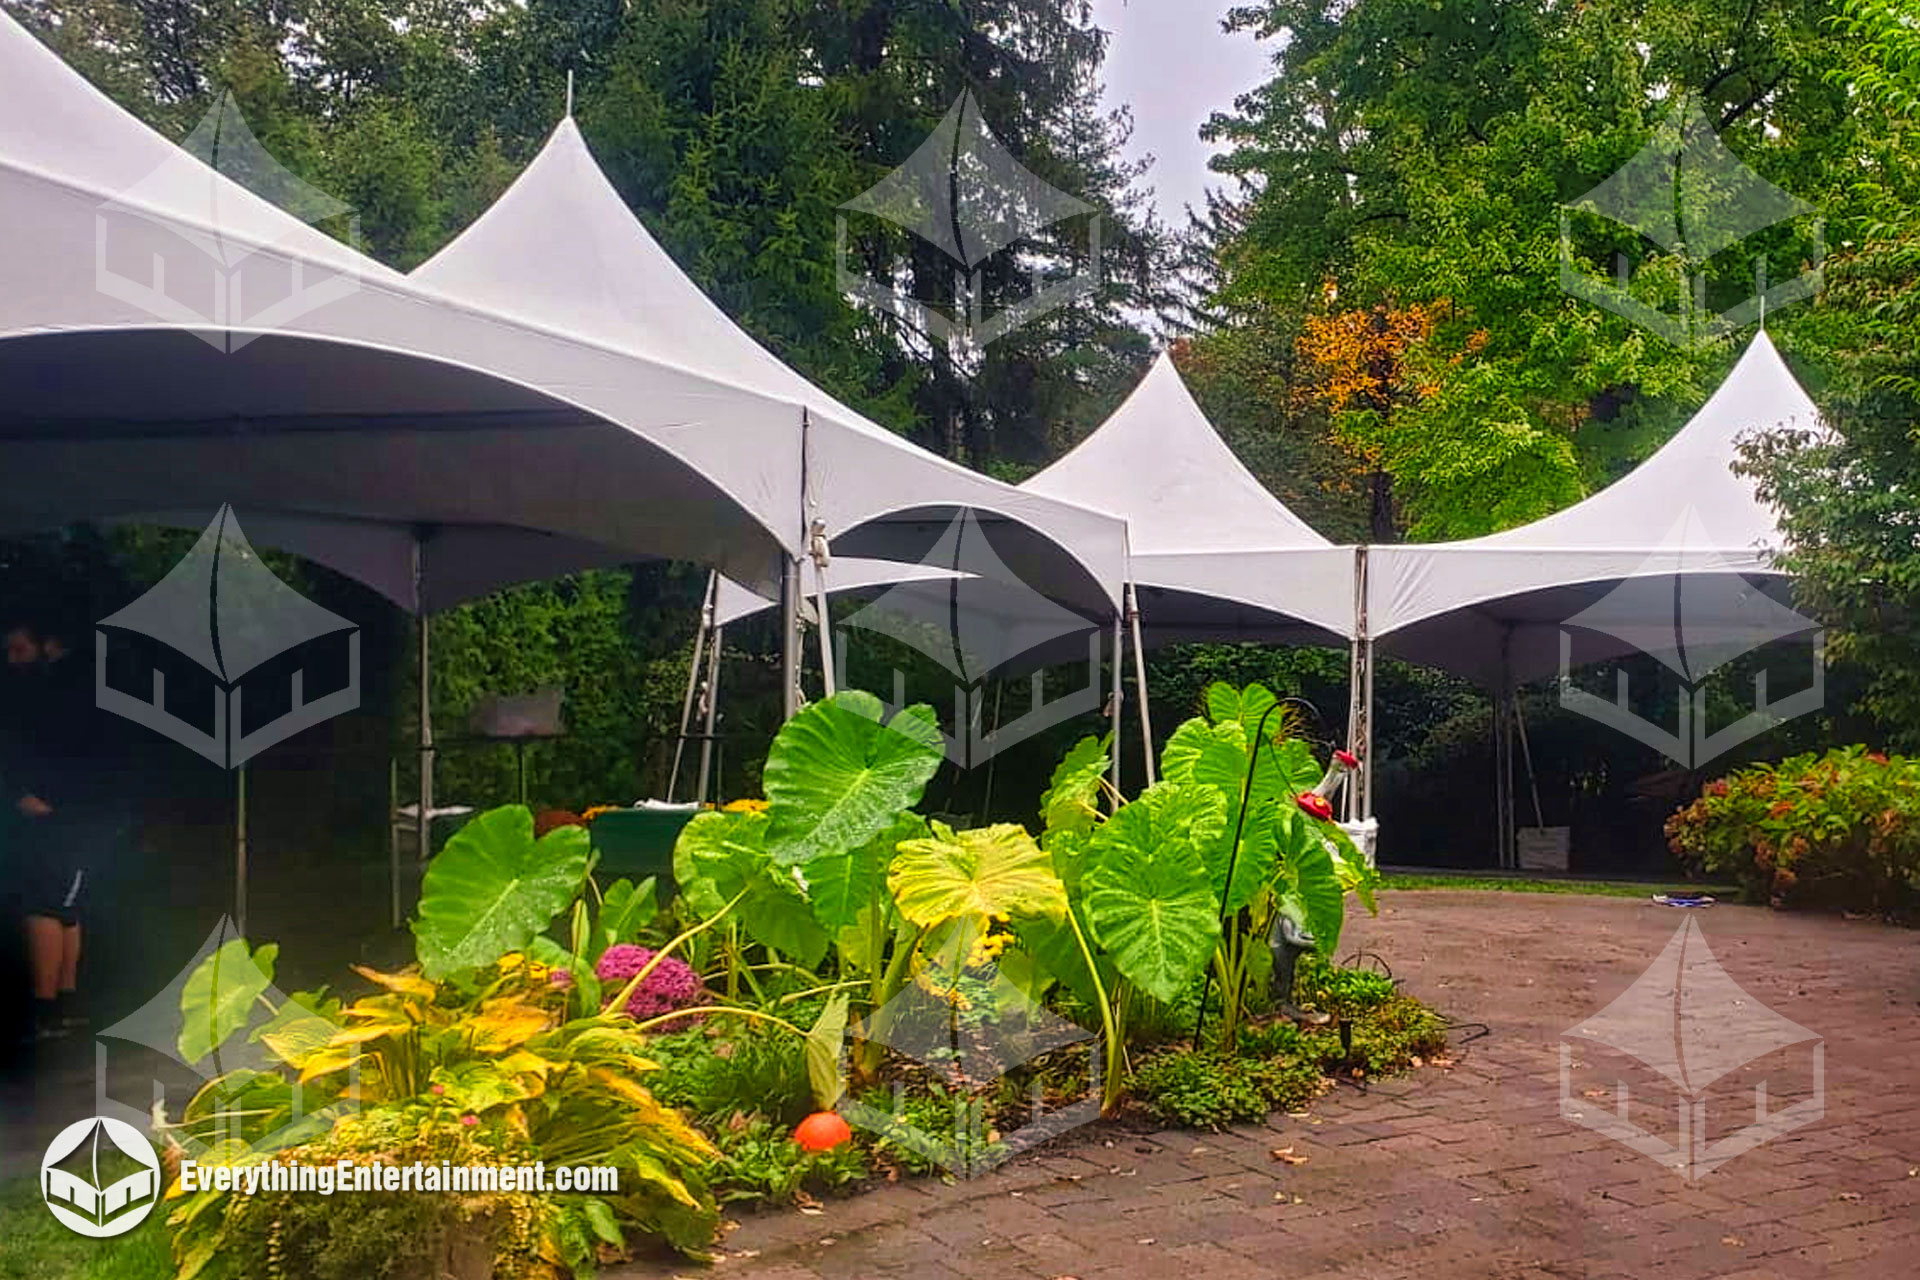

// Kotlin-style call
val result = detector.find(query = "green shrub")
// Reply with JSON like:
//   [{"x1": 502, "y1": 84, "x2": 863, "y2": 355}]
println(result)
[
  {"x1": 1292, "y1": 956, "x2": 1396, "y2": 1019},
  {"x1": 1328, "y1": 995, "x2": 1449, "y2": 1076},
  {"x1": 645, "y1": 1027, "x2": 814, "y2": 1127},
  {"x1": 1667, "y1": 746, "x2": 1920, "y2": 913},
  {"x1": 1131, "y1": 1049, "x2": 1270, "y2": 1129},
  {"x1": 708, "y1": 1118, "x2": 868, "y2": 1204}
]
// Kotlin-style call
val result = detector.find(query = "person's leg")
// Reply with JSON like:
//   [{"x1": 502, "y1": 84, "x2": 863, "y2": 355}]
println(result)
[
  {"x1": 23, "y1": 914, "x2": 61, "y2": 1001},
  {"x1": 59, "y1": 922, "x2": 80, "y2": 994}
]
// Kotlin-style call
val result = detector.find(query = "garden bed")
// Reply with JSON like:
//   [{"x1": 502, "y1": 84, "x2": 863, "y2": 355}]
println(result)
[{"x1": 109, "y1": 683, "x2": 1452, "y2": 1278}]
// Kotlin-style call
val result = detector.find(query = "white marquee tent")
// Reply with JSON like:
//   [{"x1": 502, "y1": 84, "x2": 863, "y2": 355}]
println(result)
[
  {"x1": 1355, "y1": 331, "x2": 1821, "y2": 861},
  {"x1": 0, "y1": 14, "x2": 1128, "y2": 917},
  {"x1": 408, "y1": 116, "x2": 1130, "y2": 625}
]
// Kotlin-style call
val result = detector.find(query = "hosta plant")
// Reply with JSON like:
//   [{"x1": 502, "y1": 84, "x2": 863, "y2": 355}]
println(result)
[{"x1": 164, "y1": 940, "x2": 722, "y2": 1275}]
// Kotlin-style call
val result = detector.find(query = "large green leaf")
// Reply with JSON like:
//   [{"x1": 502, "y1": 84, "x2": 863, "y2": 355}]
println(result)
[
  {"x1": 1014, "y1": 903, "x2": 1111, "y2": 1013},
  {"x1": 805, "y1": 994, "x2": 851, "y2": 1109},
  {"x1": 1162, "y1": 717, "x2": 1321, "y2": 816},
  {"x1": 1082, "y1": 795, "x2": 1220, "y2": 1003},
  {"x1": 889, "y1": 822, "x2": 1067, "y2": 928},
  {"x1": 1269, "y1": 805, "x2": 1348, "y2": 954},
  {"x1": 412, "y1": 805, "x2": 593, "y2": 979},
  {"x1": 740, "y1": 869, "x2": 831, "y2": 967},
  {"x1": 672, "y1": 810, "x2": 767, "y2": 917},
  {"x1": 1039, "y1": 734, "x2": 1110, "y2": 840},
  {"x1": 674, "y1": 809, "x2": 832, "y2": 963},
  {"x1": 765, "y1": 691, "x2": 944, "y2": 865},
  {"x1": 1206, "y1": 680, "x2": 1279, "y2": 736},
  {"x1": 179, "y1": 938, "x2": 278, "y2": 1064},
  {"x1": 598, "y1": 878, "x2": 659, "y2": 948},
  {"x1": 806, "y1": 813, "x2": 921, "y2": 932}
]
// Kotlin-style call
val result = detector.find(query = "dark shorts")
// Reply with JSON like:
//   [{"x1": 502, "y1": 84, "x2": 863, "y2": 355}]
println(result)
[
  {"x1": 15, "y1": 812, "x2": 119, "y2": 924},
  {"x1": 21, "y1": 843, "x2": 86, "y2": 924}
]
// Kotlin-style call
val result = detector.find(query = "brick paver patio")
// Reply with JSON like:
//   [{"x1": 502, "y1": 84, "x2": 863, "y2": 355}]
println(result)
[{"x1": 615, "y1": 891, "x2": 1920, "y2": 1280}]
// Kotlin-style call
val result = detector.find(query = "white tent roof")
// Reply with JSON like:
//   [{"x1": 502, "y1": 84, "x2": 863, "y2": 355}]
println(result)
[
  {"x1": 409, "y1": 117, "x2": 1128, "y2": 614},
  {"x1": 1022, "y1": 352, "x2": 1355, "y2": 642},
  {"x1": 712, "y1": 352, "x2": 1356, "y2": 643},
  {"x1": 0, "y1": 11, "x2": 810, "y2": 599},
  {"x1": 714, "y1": 557, "x2": 961, "y2": 629},
  {"x1": 1366, "y1": 332, "x2": 1817, "y2": 685}
]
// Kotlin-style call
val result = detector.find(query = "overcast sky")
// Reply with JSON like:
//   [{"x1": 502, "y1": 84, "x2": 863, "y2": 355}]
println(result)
[{"x1": 1088, "y1": 0, "x2": 1277, "y2": 228}]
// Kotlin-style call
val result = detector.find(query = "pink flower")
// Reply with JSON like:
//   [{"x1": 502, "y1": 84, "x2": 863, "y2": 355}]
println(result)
[
  {"x1": 460, "y1": 1114, "x2": 478, "y2": 1127},
  {"x1": 430, "y1": 1083, "x2": 446, "y2": 1097},
  {"x1": 1333, "y1": 749, "x2": 1360, "y2": 770},
  {"x1": 1296, "y1": 792, "x2": 1335, "y2": 821},
  {"x1": 549, "y1": 968, "x2": 574, "y2": 990},
  {"x1": 594, "y1": 944, "x2": 703, "y2": 1020}
]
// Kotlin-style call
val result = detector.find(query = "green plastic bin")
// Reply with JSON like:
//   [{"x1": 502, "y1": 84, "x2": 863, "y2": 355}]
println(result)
[{"x1": 589, "y1": 806, "x2": 698, "y2": 903}]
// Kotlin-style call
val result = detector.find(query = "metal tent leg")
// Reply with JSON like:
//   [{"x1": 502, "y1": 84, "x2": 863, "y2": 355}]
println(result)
[
  {"x1": 696, "y1": 623, "x2": 723, "y2": 806},
  {"x1": 780, "y1": 558, "x2": 802, "y2": 721},
  {"x1": 668, "y1": 573, "x2": 717, "y2": 803},
  {"x1": 1126, "y1": 583, "x2": 1156, "y2": 786},
  {"x1": 1107, "y1": 613, "x2": 1124, "y2": 807}
]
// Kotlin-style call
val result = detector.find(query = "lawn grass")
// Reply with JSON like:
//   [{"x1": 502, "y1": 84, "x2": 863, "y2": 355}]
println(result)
[
  {"x1": 0, "y1": 1180, "x2": 173, "y2": 1280},
  {"x1": 1381, "y1": 872, "x2": 1740, "y2": 900}
]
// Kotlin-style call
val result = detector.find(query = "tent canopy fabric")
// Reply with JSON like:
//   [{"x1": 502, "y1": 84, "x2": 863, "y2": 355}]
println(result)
[
  {"x1": 1022, "y1": 352, "x2": 1356, "y2": 643},
  {"x1": 713, "y1": 353, "x2": 1357, "y2": 644},
  {"x1": 0, "y1": 11, "x2": 812, "y2": 598},
  {"x1": 1365, "y1": 332, "x2": 1816, "y2": 687},
  {"x1": 410, "y1": 117, "x2": 1128, "y2": 615}
]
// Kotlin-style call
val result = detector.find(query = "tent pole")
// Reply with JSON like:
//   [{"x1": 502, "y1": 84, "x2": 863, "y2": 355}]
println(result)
[
  {"x1": 811, "y1": 528, "x2": 836, "y2": 697},
  {"x1": 416, "y1": 540, "x2": 434, "y2": 877},
  {"x1": 388, "y1": 758, "x2": 401, "y2": 929},
  {"x1": 696, "y1": 623, "x2": 723, "y2": 805},
  {"x1": 668, "y1": 572, "x2": 717, "y2": 802},
  {"x1": 1351, "y1": 547, "x2": 1373, "y2": 821},
  {"x1": 1514, "y1": 695, "x2": 1545, "y2": 829},
  {"x1": 779, "y1": 557, "x2": 802, "y2": 721},
  {"x1": 1107, "y1": 612, "x2": 1124, "y2": 807},
  {"x1": 1126, "y1": 582, "x2": 1156, "y2": 786},
  {"x1": 982, "y1": 679, "x2": 1003, "y2": 819},
  {"x1": 1499, "y1": 627, "x2": 1515, "y2": 868},
  {"x1": 235, "y1": 764, "x2": 248, "y2": 937}
]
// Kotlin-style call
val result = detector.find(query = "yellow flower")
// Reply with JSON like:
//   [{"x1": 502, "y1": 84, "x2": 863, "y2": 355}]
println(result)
[
  {"x1": 582, "y1": 805, "x2": 621, "y2": 821},
  {"x1": 721, "y1": 798, "x2": 771, "y2": 814},
  {"x1": 497, "y1": 952, "x2": 525, "y2": 971},
  {"x1": 527, "y1": 962, "x2": 551, "y2": 981}
]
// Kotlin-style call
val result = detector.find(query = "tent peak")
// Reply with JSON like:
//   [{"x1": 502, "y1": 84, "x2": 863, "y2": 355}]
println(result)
[{"x1": 1026, "y1": 353, "x2": 1332, "y2": 554}]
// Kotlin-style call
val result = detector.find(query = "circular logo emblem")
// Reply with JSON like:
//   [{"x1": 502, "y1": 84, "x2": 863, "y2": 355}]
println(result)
[{"x1": 40, "y1": 1116, "x2": 162, "y2": 1238}]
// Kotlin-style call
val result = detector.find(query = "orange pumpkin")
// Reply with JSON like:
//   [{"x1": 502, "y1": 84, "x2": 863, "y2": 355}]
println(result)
[{"x1": 793, "y1": 1111, "x2": 852, "y2": 1152}]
